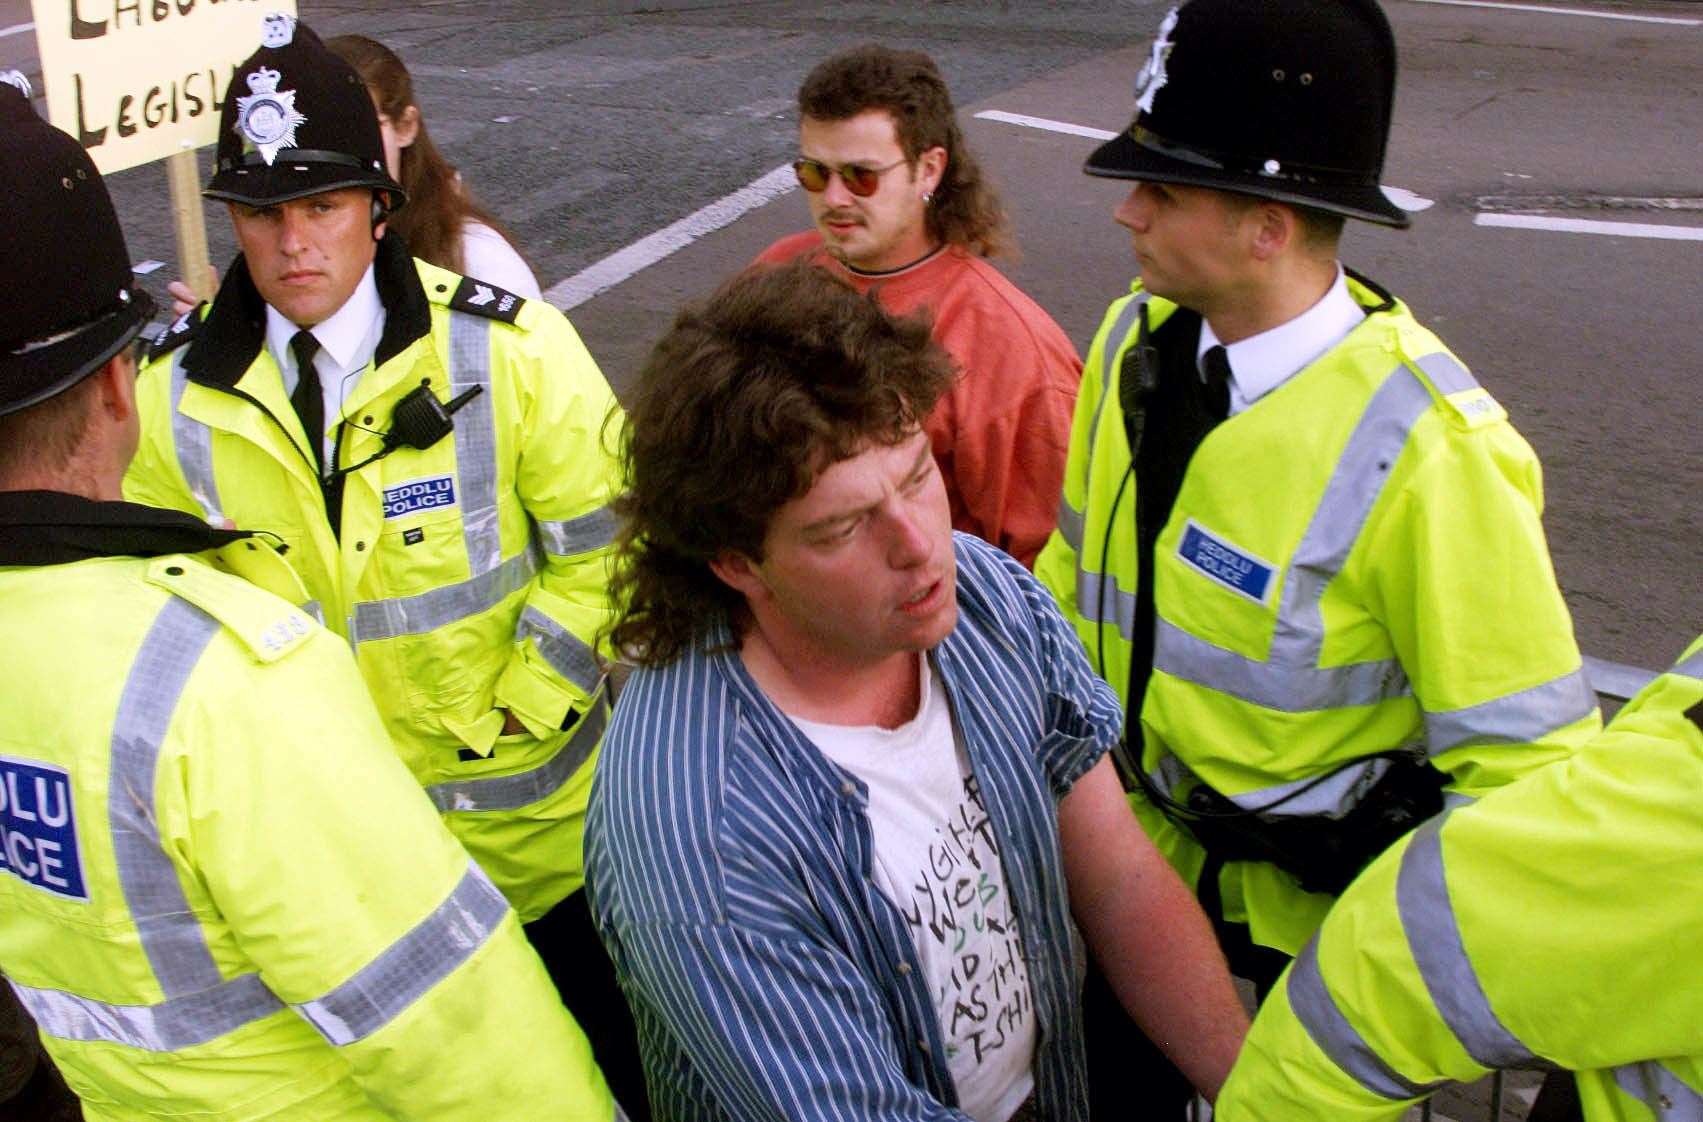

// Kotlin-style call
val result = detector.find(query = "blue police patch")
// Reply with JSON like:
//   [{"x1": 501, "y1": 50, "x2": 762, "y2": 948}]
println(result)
[
  {"x1": 0, "y1": 757, "x2": 87, "y2": 901},
  {"x1": 382, "y1": 475, "x2": 457, "y2": 520},
  {"x1": 1177, "y1": 520, "x2": 1277, "y2": 605}
]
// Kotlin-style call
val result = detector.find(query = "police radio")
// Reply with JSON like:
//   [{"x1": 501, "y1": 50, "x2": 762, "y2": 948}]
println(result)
[
  {"x1": 386, "y1": 383, "x2": 482, "y2": 452},
  {"x1": 328, "y1": 384, "x2": 483, "y2": 481}
]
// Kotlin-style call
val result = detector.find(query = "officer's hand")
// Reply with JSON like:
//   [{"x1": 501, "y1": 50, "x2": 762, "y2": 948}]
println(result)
[
  {"x1": 499, "y1": 708, "x2": 527, "y2": 737},
  {"x1": 167, "y1": 271, "x2": 219, "y2": 317}
]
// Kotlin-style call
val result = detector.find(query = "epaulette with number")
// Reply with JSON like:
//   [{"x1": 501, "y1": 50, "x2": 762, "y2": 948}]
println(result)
[
  {"x1": 146, "y1": 307, "x2": 204, "y2": 362},
  {"x1": 446, "y1": 276, "x2": 526, "y2": 324}
]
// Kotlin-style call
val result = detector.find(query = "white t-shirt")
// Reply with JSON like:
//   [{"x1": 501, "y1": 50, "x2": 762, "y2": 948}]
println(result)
[
  {"x1": 791, "y1": 659, "x2": 1036, "y2": 1122},
  {"x1": 459, "y1": 220, "x2": 542, "y2": 300}
]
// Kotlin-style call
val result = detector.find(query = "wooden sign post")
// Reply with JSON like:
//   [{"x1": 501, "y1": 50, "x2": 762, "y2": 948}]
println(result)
[{"x1": 167, "y1": 150, "x2": 217, "y2": 302}]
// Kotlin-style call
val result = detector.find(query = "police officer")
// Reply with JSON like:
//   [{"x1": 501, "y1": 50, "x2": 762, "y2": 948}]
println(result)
[
  {"x1": 122, "y1": 18, "x2": 645, "y2": 1113},
  {"x1": 1217, "y1": 634, "x2": 1703, "y2": 1122},
  {"x1": 1032, "y1": 0, "x2": 1602, "y2": 1112},
  {"x1": 0, "y1": 75, "x2": 613, "y2": 1120}
]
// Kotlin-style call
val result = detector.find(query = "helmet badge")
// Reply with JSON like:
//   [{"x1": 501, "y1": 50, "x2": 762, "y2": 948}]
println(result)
[
  {"x1": 234, "y1": 67, "x2": 306, "y2": 167},
  {"x1": 1134, "y1": 7, "x2": 1180, "y2": 115}
]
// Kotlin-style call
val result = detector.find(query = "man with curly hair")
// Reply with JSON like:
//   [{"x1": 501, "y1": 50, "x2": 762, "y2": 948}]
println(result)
[{"x1": 586, "y1": 262, "x2": 1246, "y2": 1122}]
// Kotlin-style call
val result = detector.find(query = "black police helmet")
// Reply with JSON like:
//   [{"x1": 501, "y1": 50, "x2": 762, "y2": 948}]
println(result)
[
  {"x1": 0, "y1": 74, "x2": 156, "y2": 418},
  {"x1": 1087, "y1": 0, "x2": 1411, "y2": 228},
  {"x1": 204, "y1": 14, "x2": 405, "y2": 209}
]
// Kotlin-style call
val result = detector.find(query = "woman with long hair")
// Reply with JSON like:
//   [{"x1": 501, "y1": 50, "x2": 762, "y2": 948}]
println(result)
[{"x1": 326, "y1": 34, "x2": 540, "y2": 297}]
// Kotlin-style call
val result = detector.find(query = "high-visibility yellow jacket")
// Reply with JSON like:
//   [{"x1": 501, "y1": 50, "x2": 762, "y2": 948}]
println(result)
[
  {"x1": 125, "y1": 238, "x2": 622, "y2": 921},
  {"x1": 1216, "y1": 635, "x2": 1703, "y2": 1122},
  {"x1": 0, "y1": 494, "x2": 612, "y2": 1121},
  {"x1": 1034, "y1": 275, "x2": 1599, "y2": 954}
]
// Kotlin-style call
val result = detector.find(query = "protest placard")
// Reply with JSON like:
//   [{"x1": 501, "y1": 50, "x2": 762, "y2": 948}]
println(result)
[
  {"x1": 31, "y1": 0, "x2": 296, "y2": 176},
  {"x1": 30, "y1": 2, "x2": 298, "y2": 300}
]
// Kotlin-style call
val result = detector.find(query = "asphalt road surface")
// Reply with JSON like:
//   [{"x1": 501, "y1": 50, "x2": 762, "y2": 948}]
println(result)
[{"x1": 4, "y1": 0, "x2": 1698, "y2": 681}]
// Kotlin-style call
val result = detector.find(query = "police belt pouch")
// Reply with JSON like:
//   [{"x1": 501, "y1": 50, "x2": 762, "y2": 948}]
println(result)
[{"x1": 1158, "y1": 753, "x2": 1445, "y2": 896}]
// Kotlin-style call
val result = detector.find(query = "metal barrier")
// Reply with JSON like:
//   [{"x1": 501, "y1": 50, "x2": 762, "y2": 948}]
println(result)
[{"x1": 1419, "y1": 1071, "x2": 1505, "y2": 1121}]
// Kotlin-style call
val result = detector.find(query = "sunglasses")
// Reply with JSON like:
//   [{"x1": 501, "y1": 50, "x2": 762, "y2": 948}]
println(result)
[{"x1": 792, "y1": 157, "x2": 908, "y2": 197}]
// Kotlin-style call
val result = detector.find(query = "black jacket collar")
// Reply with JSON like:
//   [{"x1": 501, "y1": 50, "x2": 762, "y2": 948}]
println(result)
[
  {"x1": 0, "y1": 491, "x2": 252, "y2": 566},
  {"x1": 181, "y1": 231, "x2": 433, "y2": 389}
]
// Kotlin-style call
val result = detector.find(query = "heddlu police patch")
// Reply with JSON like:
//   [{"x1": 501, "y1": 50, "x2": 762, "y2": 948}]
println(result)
[
  {"x1": 1177, "y1": 520, "x2": 1277, "y2": 605},
  {"x1": 0, "y1": 756, "x2": 87, "y2": 901},
  {"x1": 383, "y1": 475, "x2": 457, "y2": 520}
]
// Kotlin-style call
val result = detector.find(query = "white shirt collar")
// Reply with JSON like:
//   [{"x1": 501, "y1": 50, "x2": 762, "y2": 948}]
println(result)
[
  {"x1": 264, "y1": 264, "x2": 385, "y2": 395},
  {"x1": 1197, "y1": 265, "x2": 1364, "y2": 414}
]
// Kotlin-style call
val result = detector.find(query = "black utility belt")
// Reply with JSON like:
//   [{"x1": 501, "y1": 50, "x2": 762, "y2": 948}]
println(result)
[{"x1": 1163, "y1": 754, "x2": 1445, "y2": 897}]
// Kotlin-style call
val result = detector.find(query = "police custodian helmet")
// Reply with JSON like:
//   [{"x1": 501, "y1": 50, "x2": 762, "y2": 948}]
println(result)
[
  {"x1": 0, "y1": 75, "x2": 157, "y2": 418},
  {"x1": 1087, "y1": 0, "x2": 1411, "y2": 228},
  {"x1": 203, "y1": 14, "x2": 405, "y2": 209}
]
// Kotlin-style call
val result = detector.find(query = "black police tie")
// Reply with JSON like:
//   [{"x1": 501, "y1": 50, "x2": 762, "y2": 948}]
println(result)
[
  {"x1": 288, "y1": 330, "x2": 323, "y2": 473},
  {"x1": 1201, "y1": 344, "x2": 1233, "y2": 421}
]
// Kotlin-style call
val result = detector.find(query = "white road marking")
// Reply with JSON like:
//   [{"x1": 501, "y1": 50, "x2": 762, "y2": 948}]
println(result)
[
  {"x1": 1475, "y1": 213, "x2": 1703, "y2": 241},
  {"x1": 1407, "y1": 0, "x2": 1700, "y2": 26},
  {"x1": 543, "y1": 165, "x2": 796, "y2": 311},
  {"x1": 973, "y1": 109, "x2": 1116, "y2": 141},
  {"x1": 0, "y1": 21, "x2": 35, "y2": 40}
]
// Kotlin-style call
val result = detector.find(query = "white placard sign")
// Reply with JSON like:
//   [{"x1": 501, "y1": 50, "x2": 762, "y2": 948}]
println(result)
[{"x1": 30, "y1": 0, "x2": 297, "y2": 175}]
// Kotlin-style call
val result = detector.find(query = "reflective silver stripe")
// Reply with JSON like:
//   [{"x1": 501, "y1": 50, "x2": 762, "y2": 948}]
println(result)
[
  {"x1": 1397, "y1": 814, "x2": 1542, "y2": 1068},
  {"x1": 426, "y1": 692, "x2": 608, "y2": 814},
  {"x1": 110, "y1": 598, "x2": 226, "y2": 996},
  {"x1": 517, "y1": 606, "x2": 601, "y2": 693},
  {"x1": 1424, "y1": 667, "x2": 1596, "y2": 755},
  {"x1": 1413, "y1": 351, "x2": 1479, "y2": 397},
  {"x1": 1156, "y1": 619, "x2": 1410, "y2": 711},
  {"x1": 1086, "y1": 294, "x2": 1147, "y2": 466},
  {"x1": 170, "y1": 354, "x2": 222, "y2": 524},
  {"x1": 1056, "y1": 494, "x2": 1085, "y2": 555},
  {"x1": 1268, "y1": 366, "x2": 1434, "y2": 666},
  {"x1": 1584, "y1": 655, "x2": 1661, "y2": 704},
  {"x1": 292, "y1": 862, "x2": 509, "y2": 1047},
  {"x1": 1676, "y1": 648, "x2": 1703, "y2": 681},
  {"x1": 536, "y1": 506, "x2": 618, "y2": 556},
  {"x1": 1208, "y1": 755, "x2": 1392, "y2": 819},
  {"x1": 1286, "y1": 937, "x2": 1443, "y2": 1100},
  {"x1": 349, "y1": 546, "x2": 538, "y2": 643},
  {"x1": 302, "y1": 599, "x2": 324, "y2": 625},
  {"x1": 1615, "y1": 1062, "x2": 1703, "y2": 1121},
  {"x1": 448, "y1": 313, "x2": 502, "y2": 575},
  {"x1": 1075, "y1": 567, "x2": 1137, "y2": 641},
  {"x1": 1155, "y1": 364, "x2": 1435, "y2": 715},
  {"x1": 81, "y1": 598, "x2": 290, "y2": 1050},
  {"x1": 1067, "y1": 294, "x2": 1145, "y2": 624},
  {"x1": 9, "y1": 973, "x2": 281, "y2": 1053}
]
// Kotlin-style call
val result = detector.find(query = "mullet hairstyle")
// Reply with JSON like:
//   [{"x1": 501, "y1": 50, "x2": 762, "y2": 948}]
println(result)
[
  {"x1": 609, "y1": 261, "x2": 955, "y2": 666},
  {"x1": 326, "y1": 34, "x2": 527, "y2": 277},
  {"x1": 798, "y1": 44, "x2": 1013, "y2": 258}
]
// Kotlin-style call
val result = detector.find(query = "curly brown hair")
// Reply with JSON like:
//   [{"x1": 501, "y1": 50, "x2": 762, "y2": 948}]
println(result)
[
  {"x1": 798, "y1": 44, "x2": 1012, "y2": 258},
  {"x1": 609, "y1": 261, "x2": 955, "y2": 666}
]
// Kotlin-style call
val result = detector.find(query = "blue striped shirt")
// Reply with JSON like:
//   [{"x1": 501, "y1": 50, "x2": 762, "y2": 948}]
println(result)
[{"x1": 587, "y1": 534, "x2": 1121, "y2": 1121}]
